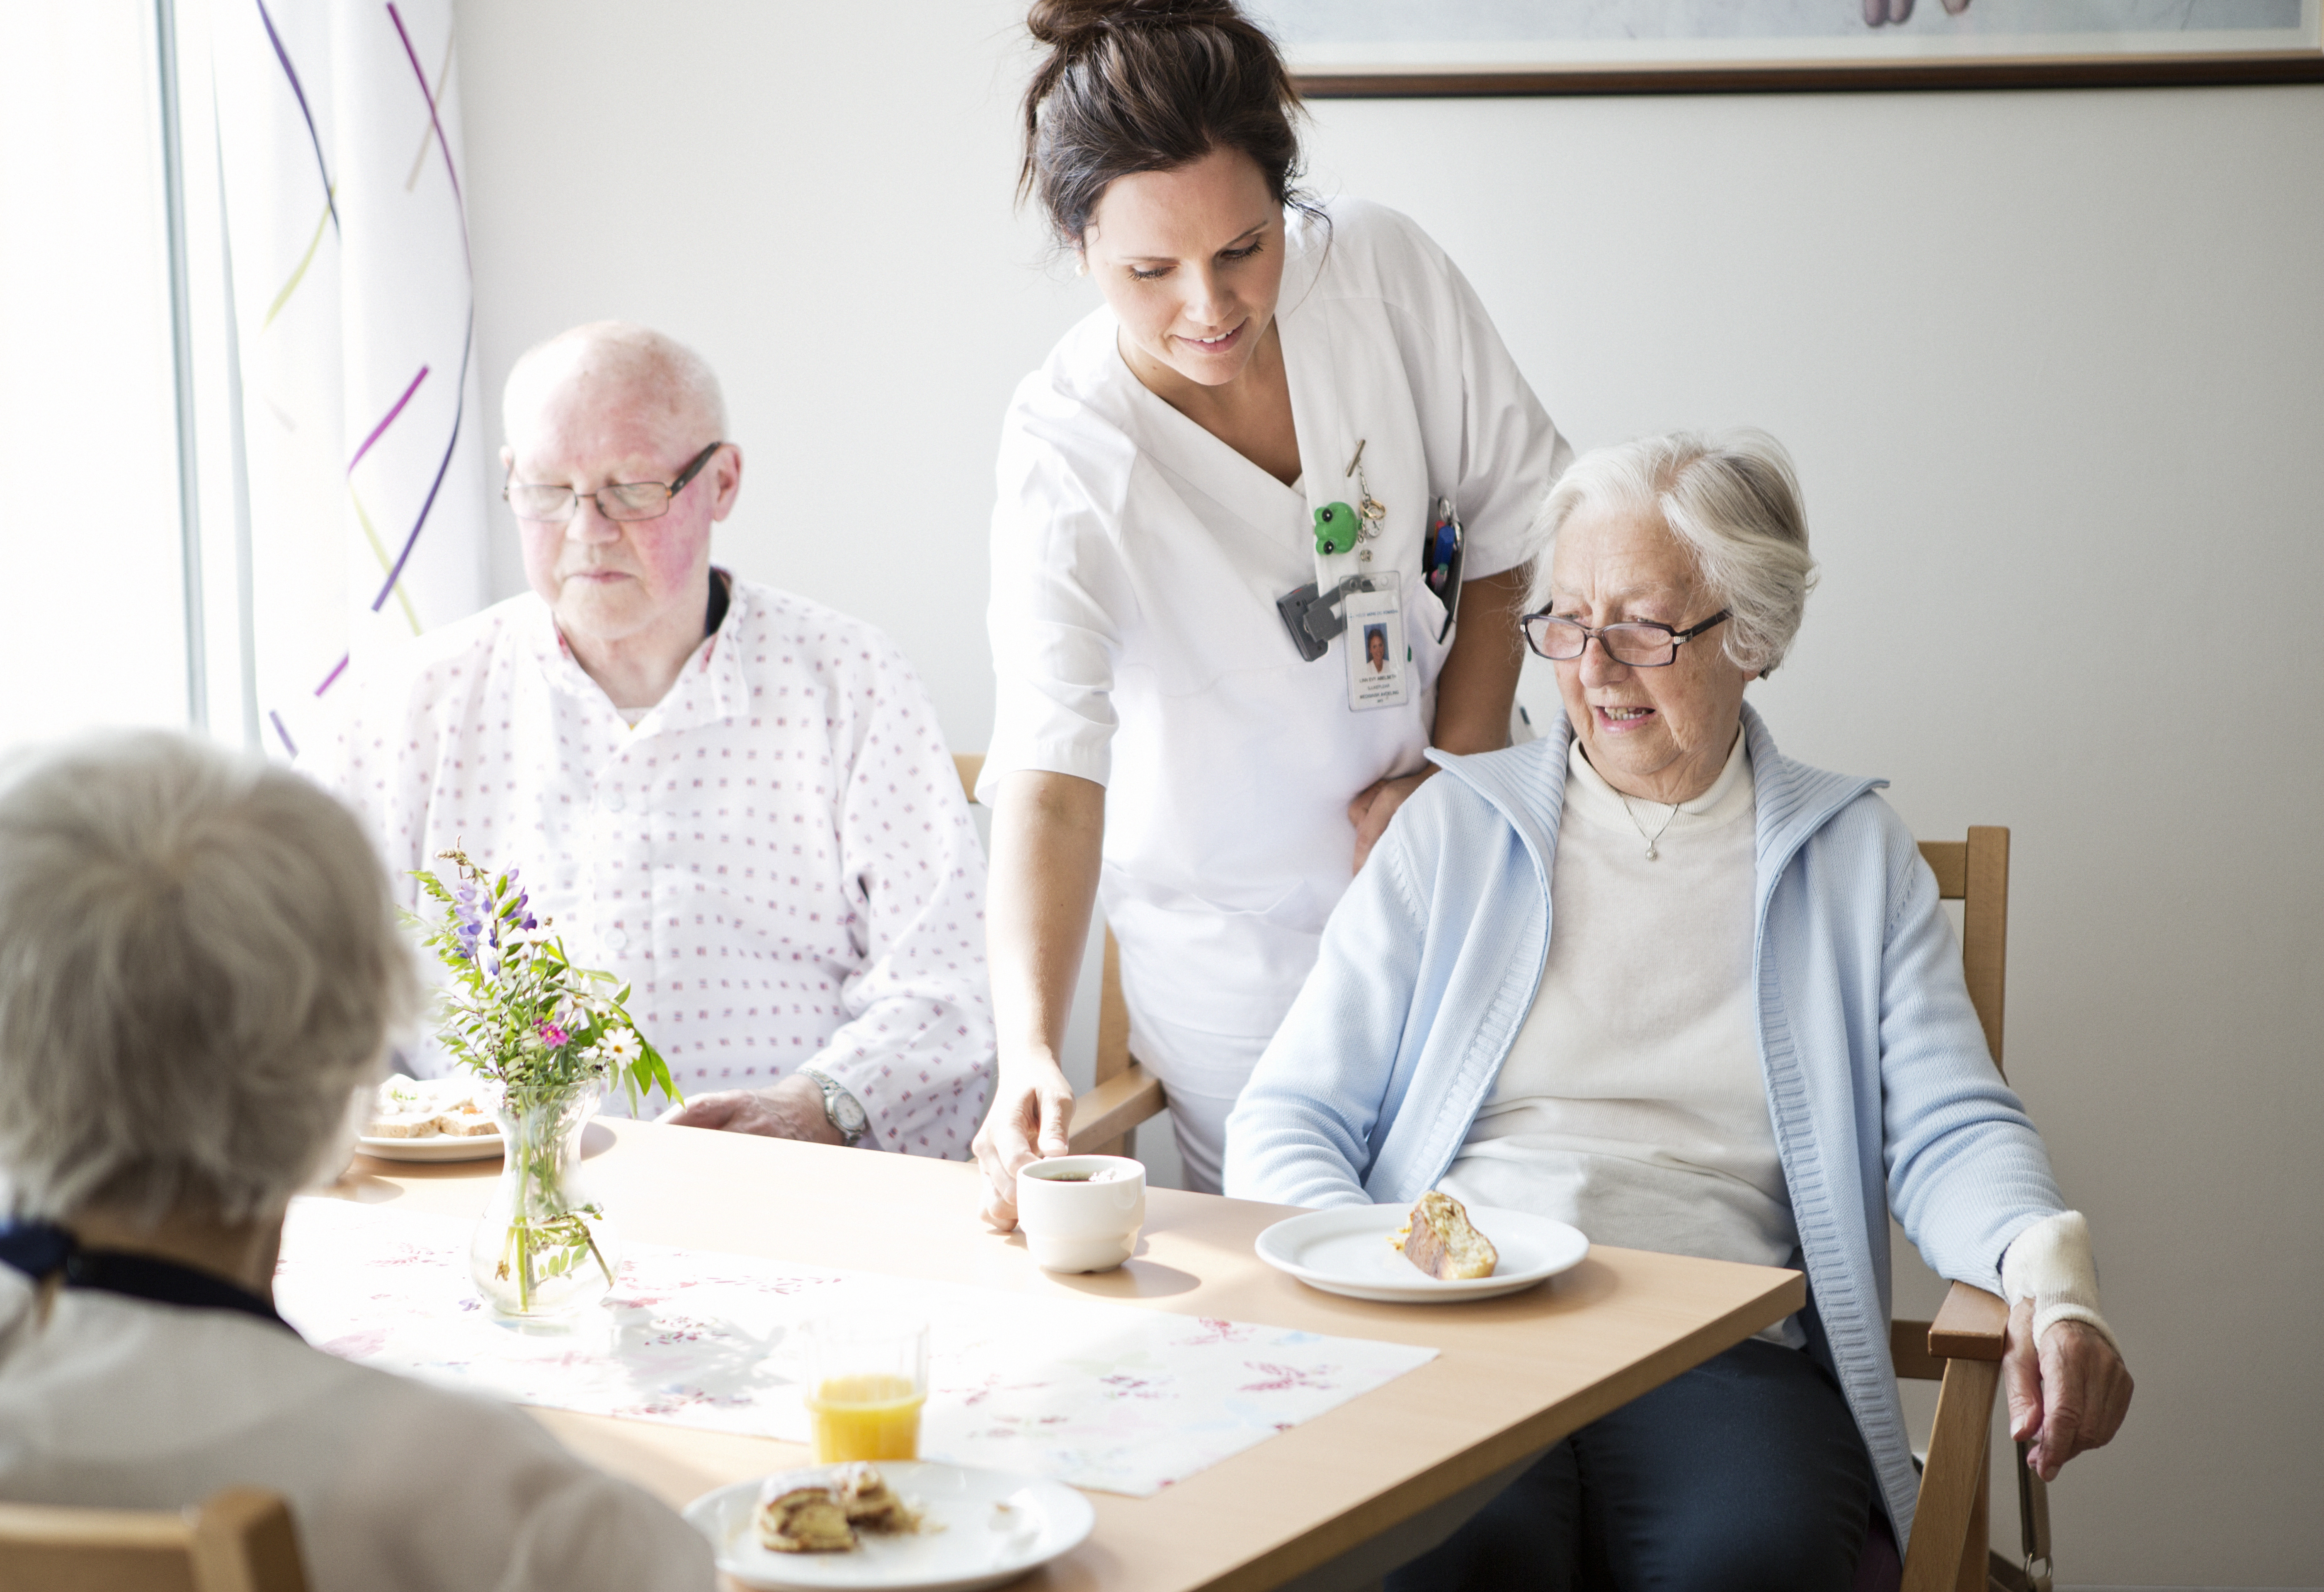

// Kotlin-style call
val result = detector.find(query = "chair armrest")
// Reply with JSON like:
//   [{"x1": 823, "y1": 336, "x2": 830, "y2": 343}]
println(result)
[
  {"x1": 1929, "y1": 1280, "x2": 2009, "y2": 1362},
  {"x1": 1065, "y1": 1063, "x2": 1166, "y2": 1155},
  {"x1": 1889, "y1": 1320, "x2": 1946, "y2": 1381}
]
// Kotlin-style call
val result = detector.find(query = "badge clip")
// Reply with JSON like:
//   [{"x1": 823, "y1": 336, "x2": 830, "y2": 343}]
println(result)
[{"x1": 1276, "y1": 575, "x2": 1376, "y2": 662}]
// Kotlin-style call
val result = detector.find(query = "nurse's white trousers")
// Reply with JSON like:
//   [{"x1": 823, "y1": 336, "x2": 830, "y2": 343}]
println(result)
[{"x1": 1124, "y1": 1007, "x2": 1276, "y2": 1196}]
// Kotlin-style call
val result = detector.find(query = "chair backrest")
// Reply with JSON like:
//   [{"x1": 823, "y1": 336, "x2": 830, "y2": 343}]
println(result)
[
  {"x1": 1915, "y1": 827, "x2": 2009, "y2": 1075},
  {"x1": 0, "y1": 1488, "x2": 309, "y2": 1592}
]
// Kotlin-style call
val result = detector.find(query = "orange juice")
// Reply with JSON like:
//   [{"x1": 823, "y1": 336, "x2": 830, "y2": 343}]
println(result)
[{"x1": 806, "y1": 1373, "x2": 924, "y2": 1462}]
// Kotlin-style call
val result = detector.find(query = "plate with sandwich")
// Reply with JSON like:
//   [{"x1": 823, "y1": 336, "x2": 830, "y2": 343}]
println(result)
[
  {"x1": 354, "y1": 1074, "x2": 505, "y2": 1162},
  {"x1": 1254, "y1": 1191, "x2": 1588, "y2": 1303},
  {"x1": 683, "y1": 1460, "x2": 1093, "y2": 1591}
]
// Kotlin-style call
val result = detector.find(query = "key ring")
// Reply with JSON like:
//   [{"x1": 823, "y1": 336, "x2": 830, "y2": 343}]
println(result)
[{"x1": 1346, "y1": 442, "x2": 1386, "y2": 561}]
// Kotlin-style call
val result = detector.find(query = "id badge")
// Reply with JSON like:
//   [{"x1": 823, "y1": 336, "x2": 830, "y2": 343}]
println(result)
[{"x1": 1344, "y1": 579, "x2": 1411, "y2": 712}]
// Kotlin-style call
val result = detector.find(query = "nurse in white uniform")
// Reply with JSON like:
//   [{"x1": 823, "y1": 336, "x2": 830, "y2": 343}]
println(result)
[{"x1": 973, "y1": 0, "x2": 1570, "y2": 1211}]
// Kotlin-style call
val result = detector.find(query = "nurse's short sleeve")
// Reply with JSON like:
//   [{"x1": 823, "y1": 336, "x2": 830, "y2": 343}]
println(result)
[
  {"x1": 1363, "y1": 203, "x2": 1570, "y2": 584},
  {"x1": 981, "y1": 372, "x2": 1140, "y2": 803}
]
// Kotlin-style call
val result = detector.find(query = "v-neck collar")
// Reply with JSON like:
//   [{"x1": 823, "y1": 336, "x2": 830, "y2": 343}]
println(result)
[{"x1": 1109, "y1": 333, "x2": 1307, "y2": 539}]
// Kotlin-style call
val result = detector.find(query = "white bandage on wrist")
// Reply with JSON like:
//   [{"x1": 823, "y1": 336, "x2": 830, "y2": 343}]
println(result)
[{"x1": 2000, "y1": 1210, "x2": 2121, "y2": 1356}]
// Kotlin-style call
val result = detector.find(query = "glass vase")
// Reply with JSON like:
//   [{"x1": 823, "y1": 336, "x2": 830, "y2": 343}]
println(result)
[{"x1": 469, "y1": 1080, "x2": 620, "y2": 1317}]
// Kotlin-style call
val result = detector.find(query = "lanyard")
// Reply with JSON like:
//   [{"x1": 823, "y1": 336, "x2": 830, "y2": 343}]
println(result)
[{"x1": 0, "y1": 1220, "x2": 297, "y2": 1336}]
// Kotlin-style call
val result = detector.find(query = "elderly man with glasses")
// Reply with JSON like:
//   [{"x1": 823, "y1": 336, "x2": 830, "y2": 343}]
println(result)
[{"x1": 308, "y1": 322, "x2": 993, "y2": 1157}]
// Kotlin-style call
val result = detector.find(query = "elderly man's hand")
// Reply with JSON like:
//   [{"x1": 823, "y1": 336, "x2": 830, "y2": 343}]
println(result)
[
  {"x1": 971, "y1": 1056, "x2": 1074, "y2": 1233},
  {"x1": 656, "y1": 1073, "x2": 842, "y2": 1144},
  {"x1": 2003, "y1": 1299, "x2": 2133, "y2": 1482}
]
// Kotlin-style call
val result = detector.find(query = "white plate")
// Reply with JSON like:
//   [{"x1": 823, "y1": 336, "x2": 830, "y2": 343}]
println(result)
[
  {"x1": 1254, "y1": 1204, "x2": 1589, "y2": 1303},
  {"x1": 684, "y1": 1462, "x2": 1094, "y2": 1592},
  {"x1": 353, "y1": 1130, "x2": 503, "y2": 1162}
]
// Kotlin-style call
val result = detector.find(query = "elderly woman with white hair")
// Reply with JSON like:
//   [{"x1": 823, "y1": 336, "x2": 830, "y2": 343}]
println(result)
[
  {"x1": 1224, "y1": 432, "x2": 2133, "y2": 1590},
  {"x1": 0, "y1": 733, "x2": 712, "y2": 1591}
]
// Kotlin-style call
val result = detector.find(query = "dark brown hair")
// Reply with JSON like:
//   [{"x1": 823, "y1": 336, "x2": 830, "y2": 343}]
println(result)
[{"x1": 1019, "y1": 0, "x2": 1313, "y2": 248}]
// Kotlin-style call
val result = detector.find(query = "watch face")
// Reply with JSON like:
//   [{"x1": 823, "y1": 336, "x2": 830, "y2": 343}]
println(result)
[{"x1": 829, "y1": 1086, "x2": 868, "y2": 1136}]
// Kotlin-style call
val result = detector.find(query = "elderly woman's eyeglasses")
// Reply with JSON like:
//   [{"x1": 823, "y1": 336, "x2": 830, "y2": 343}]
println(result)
[
  {"x1": 1521, "y1": 609, "x2": 1730, "y2": 667},
  {"x1": 502, "y1": 441, "x2": 727, "y2": 523}
]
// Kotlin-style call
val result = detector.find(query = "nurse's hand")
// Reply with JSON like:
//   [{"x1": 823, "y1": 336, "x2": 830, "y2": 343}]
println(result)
[
  {"x1": 972, "y1": 1055, "x2": 1075, "y2": 1231},
  {"x1": 1349, "y1": 769, "x2": 1437, "y2": 871}
]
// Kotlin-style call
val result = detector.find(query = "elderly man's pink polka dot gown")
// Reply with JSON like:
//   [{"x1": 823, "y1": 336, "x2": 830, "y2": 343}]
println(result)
[{"x1": 308, "y1": 578, "x2": 994, "y2": 1158}]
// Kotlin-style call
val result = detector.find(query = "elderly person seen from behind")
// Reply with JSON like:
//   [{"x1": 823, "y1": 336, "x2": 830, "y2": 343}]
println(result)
[
  {"x1": 1225, "y1": 432, "x2": 2133, "y2": 1590},
  {"x1": 0, "y1": 733, "x2": 712, "y2": 1592}
]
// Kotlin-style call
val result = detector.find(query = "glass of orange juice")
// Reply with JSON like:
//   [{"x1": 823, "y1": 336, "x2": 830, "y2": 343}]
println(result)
[{"x1": 801, "y1": 1313, "x2": 928, "y2": 1463}]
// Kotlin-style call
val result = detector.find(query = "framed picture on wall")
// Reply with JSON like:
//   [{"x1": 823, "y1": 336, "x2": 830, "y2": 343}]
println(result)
[{"x1": 1250, "y1": 0, "x2": 2324, "y2": 95}]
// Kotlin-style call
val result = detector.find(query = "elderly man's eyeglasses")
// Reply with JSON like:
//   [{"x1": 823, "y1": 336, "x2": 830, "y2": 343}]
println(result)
[
  {"x1": 1521, "y1": 609, "x2": 1730, "y2": 667},
  {"x1": 502, "y1": 441, "x2": 727, "y2": 523}
]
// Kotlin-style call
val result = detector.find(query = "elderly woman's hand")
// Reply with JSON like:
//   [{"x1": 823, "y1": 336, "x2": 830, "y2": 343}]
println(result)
[{"x1": 2004, "y1": 1299, "x2": 2133, "y2": 1481}]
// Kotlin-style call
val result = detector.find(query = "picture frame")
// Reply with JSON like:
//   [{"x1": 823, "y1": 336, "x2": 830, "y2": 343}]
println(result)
[{"x1": 1253, "y1": 1, "x2": 2324, "y2": 96}]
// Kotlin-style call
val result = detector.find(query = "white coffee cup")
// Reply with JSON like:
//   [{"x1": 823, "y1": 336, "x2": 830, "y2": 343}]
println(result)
[{"x1": 1016, "y1": 1155, "x2": 1146, "y2": 1274}]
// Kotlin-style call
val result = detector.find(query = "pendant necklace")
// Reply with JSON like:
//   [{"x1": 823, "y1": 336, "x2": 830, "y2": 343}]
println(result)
[{"x1": 1616, "y1": 791, "x2": 1680, "y2": 861}]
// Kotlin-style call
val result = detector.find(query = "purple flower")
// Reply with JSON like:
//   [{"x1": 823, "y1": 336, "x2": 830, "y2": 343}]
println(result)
[{"x1": 537, "y1": 1020, "x2": 571, "y2": 1049}]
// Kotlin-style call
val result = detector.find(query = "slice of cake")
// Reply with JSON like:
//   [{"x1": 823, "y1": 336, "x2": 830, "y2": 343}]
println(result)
[
  {"x1": 754, "y1": 1463, "x2": 921, "y2": 1553},
  {"x1": 1395, "y1": 1190, "x2": 1499, "y2": 1281},
  {"x1": 757, "y1": 1482, "x2": 857, "y2": 1554},
  {"x1": 830, "y1": 1462, "x2": 922, "y2": 1534}
]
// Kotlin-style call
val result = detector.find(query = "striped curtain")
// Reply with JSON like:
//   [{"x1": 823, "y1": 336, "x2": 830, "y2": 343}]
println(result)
[{"x1": 211, "y1": 0, "x2": 485, "y2": 757}]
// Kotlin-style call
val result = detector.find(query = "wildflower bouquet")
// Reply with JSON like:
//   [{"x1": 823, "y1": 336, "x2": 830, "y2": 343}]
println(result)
[{"x1": 407, "y1": 848, "x2": 680, "y2": 1314}]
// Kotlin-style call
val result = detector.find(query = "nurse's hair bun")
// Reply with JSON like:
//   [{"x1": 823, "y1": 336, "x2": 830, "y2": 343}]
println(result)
[
  {"x1": 1026, "y1": 0, "x2": 1244, "y2": 51},
  {"x1": 1019, "y1": 0, "x2": 1314, "y2": 248}
]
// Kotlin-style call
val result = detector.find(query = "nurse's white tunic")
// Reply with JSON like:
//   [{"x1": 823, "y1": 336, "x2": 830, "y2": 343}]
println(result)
[{"x1": 983, "y1": 199, "x2": 1568, "y2": 1172}]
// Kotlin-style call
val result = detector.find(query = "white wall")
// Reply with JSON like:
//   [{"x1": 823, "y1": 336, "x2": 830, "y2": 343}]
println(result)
[{"x1": 454, "y1": 6, "x2": 2323, "y2": 1582}]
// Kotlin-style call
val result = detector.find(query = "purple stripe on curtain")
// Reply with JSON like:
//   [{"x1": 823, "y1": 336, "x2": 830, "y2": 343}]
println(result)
[
  {"x1": 255, "y1": 0, "x2": 340, "y2": 235},
  {"x1": 370, "y1": 3, "x2": 478, "y2": 617},
  {"x1": 349, "y1": 365, "x2": 428, "y2": 475}
]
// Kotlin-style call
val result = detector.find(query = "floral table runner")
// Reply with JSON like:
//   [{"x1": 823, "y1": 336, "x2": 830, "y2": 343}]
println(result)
[{"x1": 275, "y1": 1196, "x2": 1434, "y2": 1497}]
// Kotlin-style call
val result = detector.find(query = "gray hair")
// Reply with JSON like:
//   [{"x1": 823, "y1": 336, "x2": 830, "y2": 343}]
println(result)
[
  {"x1": 502, "y1": 320, "x2": 728, "y2": 449},
  {"x1": 0, "y1": 733, "x2": 419, "y2": 1225},
  {"x1": 1526, "y1": 429, "x2": 1818, "y2": 675}
]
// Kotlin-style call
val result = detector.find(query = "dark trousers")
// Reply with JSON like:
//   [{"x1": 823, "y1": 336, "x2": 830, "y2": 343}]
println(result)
[{"x1": 1385, "y1": 1338, "x2": 1877, "y2": 1592}]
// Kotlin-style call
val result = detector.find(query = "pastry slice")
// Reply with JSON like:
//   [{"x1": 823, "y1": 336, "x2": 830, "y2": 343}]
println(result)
[
  {"x1": 830, "y1": 1462, "x2": 922, "y2": 1535},
  {"x1": 364, "y1": 1109, "x2": 441, "y2": 1139},
  {"x1": 1396, "y1": 1190, "x2": 1499, "y2": 1280},
  {"x1": 756, "y1": 1483, "x2": 857, "y2": 1553}
]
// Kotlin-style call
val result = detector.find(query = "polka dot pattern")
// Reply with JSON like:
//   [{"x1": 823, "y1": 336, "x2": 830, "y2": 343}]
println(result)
[{"x1": 305, "y1": 579, "x2": 995, "y2": 1158}]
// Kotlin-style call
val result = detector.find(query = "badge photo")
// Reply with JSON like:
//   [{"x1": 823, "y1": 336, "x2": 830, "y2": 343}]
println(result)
[{"x1": 1343, "y1": 583, "x2": 1411, "y2": 712}]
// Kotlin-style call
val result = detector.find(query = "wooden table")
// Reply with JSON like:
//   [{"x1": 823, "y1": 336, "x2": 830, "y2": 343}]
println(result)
[{"x1": 337, "y1": 1121, "x2": 1800, "y2": 1592}]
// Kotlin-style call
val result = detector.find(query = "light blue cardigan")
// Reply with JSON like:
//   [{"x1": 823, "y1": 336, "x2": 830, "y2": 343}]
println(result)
[{"x1": 1223, "y1": 705, "x2": 2067, "y2": 1544}]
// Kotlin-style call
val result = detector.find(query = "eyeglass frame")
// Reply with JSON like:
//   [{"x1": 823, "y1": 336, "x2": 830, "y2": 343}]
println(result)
[
  {"x1": 1519, "y1": 607, "x2": 1731, "y2": 667},
  {"x1": 501, "y1": 440, "x2": 728, "y2": 524}
]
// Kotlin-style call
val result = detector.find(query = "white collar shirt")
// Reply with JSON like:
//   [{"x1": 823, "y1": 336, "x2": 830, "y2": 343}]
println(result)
[{"x1": 305, "y1": 576, "x2": 994, "y2": 1157}]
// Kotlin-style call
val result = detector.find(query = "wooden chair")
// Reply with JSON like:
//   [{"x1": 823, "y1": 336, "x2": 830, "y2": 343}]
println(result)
[
  {"x1": 955, "y1": 757, "x2": 2038, "y2": 1584},
  {"x1": 0, "y1": 1487, "x2": 310, "y2": 1592},
  {"x1": 951, "y1": 753, "x2": 1169, "y2": 1158},
  {"x1": 1893, "y1": 827, "x2": 2050, "y2": 1592}
]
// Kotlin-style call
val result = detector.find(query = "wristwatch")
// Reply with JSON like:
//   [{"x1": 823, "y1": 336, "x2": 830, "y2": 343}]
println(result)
[{"x1": 802, "y1": 1069, "x2": 869, "y2": 1148}]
